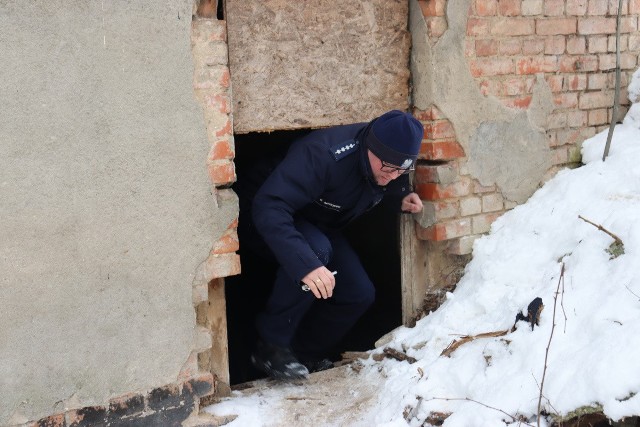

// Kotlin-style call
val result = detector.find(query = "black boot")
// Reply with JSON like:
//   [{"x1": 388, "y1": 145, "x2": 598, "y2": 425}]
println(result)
[
  {"x1": 301, "y1": 358, "x2": 334, "y2": 373},
  {"x1": 251, "y1": 340, "x2": 309, "y2": 380}
]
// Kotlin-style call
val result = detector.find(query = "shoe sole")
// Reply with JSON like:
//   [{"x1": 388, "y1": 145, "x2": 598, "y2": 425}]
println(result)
[{"x1": 251, "y1": 355, "x2": 309, "y2": 381}]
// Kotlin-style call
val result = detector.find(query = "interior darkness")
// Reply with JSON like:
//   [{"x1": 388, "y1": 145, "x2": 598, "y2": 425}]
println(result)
[{"x1": 225, "y1": 129, "x2": 402, "y2": 385}]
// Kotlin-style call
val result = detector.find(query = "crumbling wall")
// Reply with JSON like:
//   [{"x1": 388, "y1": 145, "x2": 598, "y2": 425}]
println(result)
[{"x1": 0, "y1": 1, "x2": 238, "y2": 425}]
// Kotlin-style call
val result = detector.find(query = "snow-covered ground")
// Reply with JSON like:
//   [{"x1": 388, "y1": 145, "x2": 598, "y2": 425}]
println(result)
[{"x1": 205, "y1": 68, "x2": 640, "y2": 426}]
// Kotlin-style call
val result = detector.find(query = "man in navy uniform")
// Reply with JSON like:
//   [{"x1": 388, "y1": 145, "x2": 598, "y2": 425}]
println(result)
[{"x1": 238, "y1": 110, "x2": 424, "y2": 380}]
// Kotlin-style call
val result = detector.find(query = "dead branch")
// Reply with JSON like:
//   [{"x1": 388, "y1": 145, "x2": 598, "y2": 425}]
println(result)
[
  {"x1": 440, "y1": 330, "x2": 509, "y2": 358},
  {"x1": 383, "y1": 347, "x2": 417, "y2": 364},
  {"x1": 578, "y1": 215, "x2": 623, "y2": 245},
  {"x1": 425, "y1": 397, "x2": 535, "y2": 427},
  {"x1": 537, "y1": 263, "x2": 565, "y2": 427}
]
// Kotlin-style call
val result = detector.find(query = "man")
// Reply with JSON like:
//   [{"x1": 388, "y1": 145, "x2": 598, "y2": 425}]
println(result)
[{"x1": 239, "y1": 110, "x2": 424, "y2": 380}]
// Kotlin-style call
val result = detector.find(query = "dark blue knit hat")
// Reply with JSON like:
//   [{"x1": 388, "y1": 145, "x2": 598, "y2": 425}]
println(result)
[{"x1": 367, "y1": 110, "x2": 423, "y2": 168}]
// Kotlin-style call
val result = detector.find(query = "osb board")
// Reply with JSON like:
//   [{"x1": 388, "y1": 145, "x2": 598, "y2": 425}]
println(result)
[{"x1": 226, "y1": 0, "x2": 411, "y2": 133}]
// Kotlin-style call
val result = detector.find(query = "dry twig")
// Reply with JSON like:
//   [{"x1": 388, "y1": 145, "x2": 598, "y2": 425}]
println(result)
[
  {"x1": 383, "y1": 347, "x2": 417, "y2": 364},
  {"x1": 440, "y1": 330, "x2": 509, "y2": 357},
  {"x1": 578, "y1": 215, "x2": 623, "y2": 244},
  {"x1": 426, "y1": 397, "x2": 534, "y2": 426},
  {"x1": 537, "y1": 263, "x2": 565, "y2": 427}
]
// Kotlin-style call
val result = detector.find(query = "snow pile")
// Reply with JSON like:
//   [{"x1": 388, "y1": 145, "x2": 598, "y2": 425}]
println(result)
[{"x1": 367, "y1": 98, "x2": 640, "y2": 426}]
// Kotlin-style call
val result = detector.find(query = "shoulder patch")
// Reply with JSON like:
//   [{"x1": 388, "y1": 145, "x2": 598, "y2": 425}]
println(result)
[{"x1": 329, "y1": 139, "x2": 360, "y2": 161}]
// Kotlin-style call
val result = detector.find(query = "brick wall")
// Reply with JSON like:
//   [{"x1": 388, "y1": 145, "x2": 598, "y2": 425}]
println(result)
[{"x1": 414, "y1": 0, "x2": 639, "y2": 254}]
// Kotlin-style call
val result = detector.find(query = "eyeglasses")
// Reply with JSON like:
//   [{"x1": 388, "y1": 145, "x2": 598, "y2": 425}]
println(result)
[{"x1": 380, "y1": 161, "x2": 414, "y2": 175}]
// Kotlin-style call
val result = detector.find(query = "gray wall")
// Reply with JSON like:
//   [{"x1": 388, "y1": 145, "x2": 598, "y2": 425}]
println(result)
[{"x1": 0, "y1": 1, "x2": 223, "y2": 424}]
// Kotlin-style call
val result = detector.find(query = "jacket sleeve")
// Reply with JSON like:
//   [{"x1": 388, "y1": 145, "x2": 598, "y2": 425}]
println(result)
[
  {"x1": 381, "y1": 174, "x2": 413, "y2": 212},
  {"x1": 251, "y1": 142, "x2": 329, "y2": 283}
]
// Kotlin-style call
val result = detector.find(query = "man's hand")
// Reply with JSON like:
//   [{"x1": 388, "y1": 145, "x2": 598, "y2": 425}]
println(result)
[
  {"x1": 401, "y1": 192, "x2": 423, "y2": 213},
  {"x1": 301, "y1": 266, "x2": 336, "y2": 299}
]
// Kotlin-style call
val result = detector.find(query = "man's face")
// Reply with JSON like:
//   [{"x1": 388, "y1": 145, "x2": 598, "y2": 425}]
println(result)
[{"x1": 367, "y1": 150, "x2": 405, "y2": 186}]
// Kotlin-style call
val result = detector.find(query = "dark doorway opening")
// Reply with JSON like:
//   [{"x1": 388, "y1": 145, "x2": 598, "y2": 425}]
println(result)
[{"x1": 225, "y1": 129, "x2": 403, "y2": 385}]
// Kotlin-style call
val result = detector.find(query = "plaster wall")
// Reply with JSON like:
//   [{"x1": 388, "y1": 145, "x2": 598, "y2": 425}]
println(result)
[
  {"x1": 410, "y1": 0, "x2": 553, "y2": 204},
  {"x1": 0, "y1": 1, "x2": 231, "y2": 424}
]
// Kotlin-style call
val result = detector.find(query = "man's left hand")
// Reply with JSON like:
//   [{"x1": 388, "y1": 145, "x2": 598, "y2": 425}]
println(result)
[{"x1": 401, "y1": 192, "x2": 423, "y2": 213}]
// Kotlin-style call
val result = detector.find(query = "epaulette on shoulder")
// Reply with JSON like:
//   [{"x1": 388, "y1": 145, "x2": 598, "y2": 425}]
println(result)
[{"x1": 329, "y1": 139, "x2": 360, "y2": 161}]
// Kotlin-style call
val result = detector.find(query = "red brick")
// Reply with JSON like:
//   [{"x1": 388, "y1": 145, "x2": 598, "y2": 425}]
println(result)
[
  {"x1": 608, "y1": 34, "x2": 628, "y2": 52},
  {"x1": 536, "y1": 18, "x2": 577, "y2": 35},
  {"x1": 544, "y1": 36, "x2": 566, "y2": 54},
  {"x1": 588, "y1": 35, "x2": 608, "y2": 53},
  {"x1": 566, "y1": 0, "x2": 588, "y2": 15},
  {"x1": 415, "y1": 179, "x2": 472, "y2": 201},
  {"x1": 588, "y1": 73, "x2": 608, "y2": 89},
  {"x1": 503, "y1": 95, "x2": 533, "y2": 109},
  {"x1": 424, "y1": 200, "x2": 461, "y2": 220},
  {"x1": 631, "y1": 0, "x2": 640, "y2": 13},
  {"x1": 204, "y1": 253, "x2": 241, "y2": 280},
  {"x1": 193, "y1": 66, "x2": 230, "y2": 90},
  {"x1": 522, "y1": 0, "x2": 544, "y2": 15},
  {"x1": 491, "y1": 18, "x2": 535, "y2": 35},
  {"x1": 621, "y1": 17, "x2": 638, "y2": 34},
  {"x1": 413, "y1": 105, "x2": 446, "y2": 121},
  {"x1": 565, "y1": 74, "x2": 587, "y2": 90},
  {"x1": 416, "y1": 218, "x2": 472, "y2": 241},
  {"x1": 522, "y1": 39, "x2": 545, "y2": 54},
  {"x1": 426, "y1": 16, "x2": 448, "y2": 37},
  {"x1": 202, "y1": 94, "x2": 231, "y2": 114},
  {"x1": 551, "y1": 146, "x2": 569, "y2": 165},
  {"x1": 212, "y1": 228, "x2": 239, "y2": 255},
  {"x1": 553, "y1": 92, "x2": 579, "y2": 108},
  {"x1": 588, "y1": 108, "x2": 609, "y2": 125},
  {"x1": 567, "y1": 110, "x2": 588, "y2": 127},
  {"x1": 566, "y1": 36, "x2": 586, "y2": 54},
  {"x1": 579, "y1": 90, "x2": 614, "y2": 109},
  {"x1": 498, "y1": 0, "x2": 521, "y2": 15},
  {"x1": 467, "y1": 18, "x2": 490, "y2": 35},
  {"x1": 608, "y1": 0, "x2": 629, "y2": 14},
  {"x1": 516, "y1": 56, "x2": 558, "y2": 74},
  {"x1": 599, "y1": 53, "x2": 616, "y2": 71},
  {"x1": 109, "y1": 392, "x2": 145, "y2": 418},
  {"x1": 446, "y1": 235, "x2": 479, "y2": 255},
  {"x1": 621, "y1": 52, "x2": 638, "y2": 70},
  {"x1": 499, "y1": 39, "x2": 522, "y2": 55},
  {"x1": 479, "y1": 79, "x2": 504, "y2": 96},
  {"x1": 35, "y1": 414, "x2": 65, "y2": 427},
  {"x1": 191, "y1": 20, "x2": 227, "y2": 43},
  {"x1": 476, "y1": 0, "x2": 498, "y2": 15},
  {"x1": 544, "y1": 0, "x2": 565, "y2": 15},
  {"x1": 578, "y1": 17, "x2": 616, "y2": 34},
  {"x1": 587, "y1": 0, "x2": 608, "y2": 15},
  {"x1": 560, "y1": 55, "x2": 598, "y2": 72},
  {"x1": 470, "y1": 58, "x2": 514, "y2": 76},
  {"x1": 420, "y1": 140, "x2": 466, "y2": 160},
  {"x1": 208, "y1": 139, "x2": 234, "y2": 161},
  {"x1": 476, "y1": 39, "x2": 499, "y2": 56},
  {"x1": 419, "y1": 0, "x2": 446, "y2": 16},
  {"x1": 504, "y1": 77, "x2": 534, "y2": 95},
  {"x1": 208, "y1": 160, "x2": 236, "y2": 186},
  {"x1": 214, "y1": 118, "x2": 232, "y2": 138},
  {"x1": 545, "y1": 75, "x2": 564, "y2": 91},
  {"x1": 472, "y1": 212, "x2": 503, "y2": 233},
  {"x1": 424, "y1": 120, "x2": 457, "y2": 139},
  {"x1": 415, "y1": 163, "x2": 459, "y2": 184}
]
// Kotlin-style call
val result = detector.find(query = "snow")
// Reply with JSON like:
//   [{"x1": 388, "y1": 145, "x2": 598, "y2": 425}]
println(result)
[{"x1": 204, "y1": 75, "x2": 640, "y2": 426}]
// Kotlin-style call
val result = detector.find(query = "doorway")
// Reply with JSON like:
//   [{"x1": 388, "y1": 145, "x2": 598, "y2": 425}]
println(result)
[{"x1": 225, "y1": 130, "x2": 403, "y2": 385}]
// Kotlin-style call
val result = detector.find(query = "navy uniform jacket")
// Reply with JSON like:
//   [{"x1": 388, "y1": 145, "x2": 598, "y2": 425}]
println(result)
[{"x1": 251, "y1": 122, "x2": 413, "y2": 284}]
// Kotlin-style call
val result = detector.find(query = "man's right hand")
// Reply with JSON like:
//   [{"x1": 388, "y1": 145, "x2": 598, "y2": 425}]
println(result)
[{"x1": 301, "y1": 266, "x2": 336, "y2": 299}]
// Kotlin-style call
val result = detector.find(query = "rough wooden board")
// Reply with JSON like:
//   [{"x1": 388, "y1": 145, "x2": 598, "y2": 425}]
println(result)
[{"x1": 226, "y1": 0, "x2": 411, "y2": 133}]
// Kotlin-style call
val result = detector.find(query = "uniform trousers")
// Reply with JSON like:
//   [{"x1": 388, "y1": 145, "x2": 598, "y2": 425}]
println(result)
[{"x1": 253, "y1": 220, "x2": 375, "y2": 361}]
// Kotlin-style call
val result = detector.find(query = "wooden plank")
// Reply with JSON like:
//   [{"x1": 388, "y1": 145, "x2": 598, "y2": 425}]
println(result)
[{"x1": 226, "y1": 0, "x2": 411, "y2": 133}]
